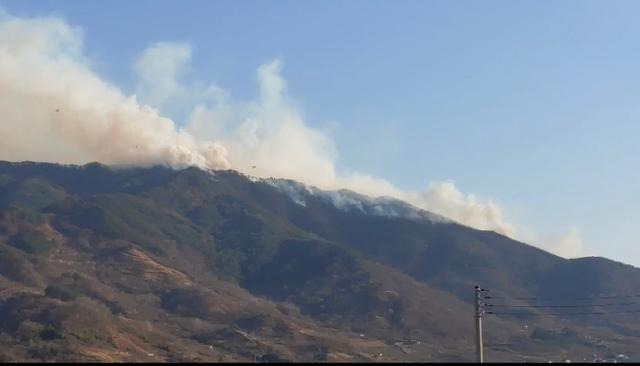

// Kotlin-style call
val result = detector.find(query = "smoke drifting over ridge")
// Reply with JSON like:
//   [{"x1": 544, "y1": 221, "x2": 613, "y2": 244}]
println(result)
[
  {"x1": 0, "y1": 12, "x2": 229, "y2": 170},
  {"x1": 0, "y1": 11, "x2": 584, "y2": 258}
]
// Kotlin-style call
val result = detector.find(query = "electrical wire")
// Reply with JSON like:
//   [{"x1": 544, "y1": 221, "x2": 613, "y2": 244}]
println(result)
[
  {"x1": 484, "y1": 293, "x2": 640, "y2": 301},
  {"x1": 486, "y1": 309, "x2": 640, "y2": 317},
  {"x1": 481, "y1": 288, "x2": 640, "y2": 316},
  {"x1": 484, "y1": 301, "x2": 640, "y2": 309}
]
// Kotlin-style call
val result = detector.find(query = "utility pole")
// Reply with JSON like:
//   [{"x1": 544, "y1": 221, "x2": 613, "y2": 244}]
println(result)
[{"x1": 474, "y1": 285, "x2": 484, "y2": 363}]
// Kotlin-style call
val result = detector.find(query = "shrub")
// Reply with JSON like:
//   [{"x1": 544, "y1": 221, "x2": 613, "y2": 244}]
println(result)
[
  {"x1": 44, "y1": 284, "x2": 79, "y2": 302},
  {"x1": 11, "y1": 231, "x2": 54, "y2": 254}
]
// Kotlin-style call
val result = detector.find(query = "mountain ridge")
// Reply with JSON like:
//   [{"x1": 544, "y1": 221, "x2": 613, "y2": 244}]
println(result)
[{"x1": 0, "y1": 160, "x2": 638, "y2": 362}]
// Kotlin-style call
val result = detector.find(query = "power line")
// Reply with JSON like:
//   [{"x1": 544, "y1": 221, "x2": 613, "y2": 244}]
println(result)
[
  {"x1": 484, "y1": 293, "x2": 640, "y2": 301},
  {"x1": 482, "y1": 289, "x2": 640, "y2": 316},
  {"x1": 484, "y1": 301, "x2": 640, "y2": 309},
  {"x1": 486, "y1": 309, "x2": 640, "y2": 317},
  {"x1": 478, "y1": 287, "x2": 640, "y2": 362}
]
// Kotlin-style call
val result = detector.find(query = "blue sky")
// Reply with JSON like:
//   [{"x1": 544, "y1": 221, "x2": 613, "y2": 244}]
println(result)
[{"x1": 2, "y1": 0, "x2": 640, "y2": 265}]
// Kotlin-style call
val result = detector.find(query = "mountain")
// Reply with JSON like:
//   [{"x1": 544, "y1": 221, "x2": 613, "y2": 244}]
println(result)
[{"x1": 0, "y1": 160, "x2": 638, "y2": 362}]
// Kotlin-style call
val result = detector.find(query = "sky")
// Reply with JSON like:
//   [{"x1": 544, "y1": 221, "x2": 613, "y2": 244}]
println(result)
[{"x1": 1, "y1": 0, "x2": 639, "y2": 266}]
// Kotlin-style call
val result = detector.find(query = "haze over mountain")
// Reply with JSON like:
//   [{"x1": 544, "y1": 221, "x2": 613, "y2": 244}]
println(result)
[
  {"x1": 0, "y1": 161, "x2": 639, "y2": 362},
  {"x1": 0, "y1": 8, "x2": 588, "y2": 260}
]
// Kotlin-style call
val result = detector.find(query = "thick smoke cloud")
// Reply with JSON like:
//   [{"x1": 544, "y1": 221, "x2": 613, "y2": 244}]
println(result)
[
  {"x1": 0, "y1": 10, "x2": 585, "y2": 258},
  {"x1": 183, "y1": 58, "x2": 516, "y2": 237},
  {"x1": 0, "y1": 11, "x2": 229, "y2": 170}
]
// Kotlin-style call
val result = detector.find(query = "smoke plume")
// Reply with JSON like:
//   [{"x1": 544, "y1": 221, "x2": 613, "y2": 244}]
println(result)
[
  {"x1": 0, "y1": 10, "x2": 584, "y2": 258},
  {"x1": 0, "y1": 11, "x2": 229, "y2": 170}
]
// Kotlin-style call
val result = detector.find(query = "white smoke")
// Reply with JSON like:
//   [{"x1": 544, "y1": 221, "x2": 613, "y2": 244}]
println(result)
[
  {"x1": 183, "y1": 58, "x2": 516, "y2": 236},
  {"x1": 133, "y1": 41, "x2": 229, "y2": 120},
  {"x1": 133, "y1": 42, "x2": 192, "y2": 111},
  {"x1": 0, "y1": 10, "x2": 584, "y2": 257},
  {"x1": 0, "y1": 11, "x2": 229, "y2": 170},
  {"x1": 528, "y1": 226, "x2": 586, "y2": 259}
]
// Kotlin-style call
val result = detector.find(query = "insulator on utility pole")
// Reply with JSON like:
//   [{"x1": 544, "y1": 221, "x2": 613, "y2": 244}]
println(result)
[{"x1": 474, "y1": 285, "x2": 484, "y2": 363}]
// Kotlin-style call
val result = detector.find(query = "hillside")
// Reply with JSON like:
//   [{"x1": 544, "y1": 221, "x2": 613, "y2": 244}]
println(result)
[{"x1": 0, "y1": 161, "x2": 638, "y2": 362}]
